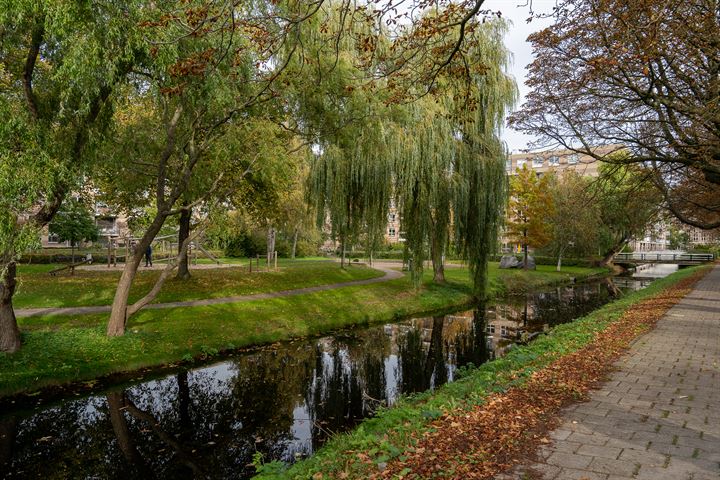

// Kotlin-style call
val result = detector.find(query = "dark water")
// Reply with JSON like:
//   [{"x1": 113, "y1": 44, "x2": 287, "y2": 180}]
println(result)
[{"x1": 1, "y1": 277, "x2": 648, "y2": 479}]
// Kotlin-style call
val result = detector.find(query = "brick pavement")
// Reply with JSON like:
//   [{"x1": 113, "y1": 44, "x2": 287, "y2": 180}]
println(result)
[{"x1": 503, "y1": 265, "x2": 720, "y2": 480}]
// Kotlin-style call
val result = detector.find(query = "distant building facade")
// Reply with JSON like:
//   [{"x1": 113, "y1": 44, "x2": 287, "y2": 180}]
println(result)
[
  {"x1": 501, "y1": 145, "x2": 616, "y2": 253},
  {"x1": 40, "y1": 201, "x2": 129, "y2": 248}
]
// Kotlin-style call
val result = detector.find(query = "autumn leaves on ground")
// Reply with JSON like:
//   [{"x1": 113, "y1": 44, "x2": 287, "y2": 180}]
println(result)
[
  {"x1": 272, "y1": 266, "x2": 710, "y2": 480},
  {"x1": 377, "y1": 270, "x2": 706, "y2": 479}
]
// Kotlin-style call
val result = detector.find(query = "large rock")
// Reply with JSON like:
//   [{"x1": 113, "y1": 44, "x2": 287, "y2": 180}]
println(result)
[
  {"x1": 499, "y1": 255, "x2": 520, "y2": 269},
  {"x1": 523, "y1": 255, "x2": 537, "y2": 270}
]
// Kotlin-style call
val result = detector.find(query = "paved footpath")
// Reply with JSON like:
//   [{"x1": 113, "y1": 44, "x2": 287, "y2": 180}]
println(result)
[
  {"x1": 504, "y1": 265, "x2": 720, "y2": 480},
  {"x1": 15, "y1": 265, "x2": 403, "y2": 318}
]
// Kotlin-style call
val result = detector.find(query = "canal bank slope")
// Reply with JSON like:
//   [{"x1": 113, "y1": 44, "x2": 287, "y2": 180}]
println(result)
[
  {"x1": 255, "y1": 265, "x2": 712, "y2": 479},
  {"x1": 504, "y1": 264, "x2": 720, "y2": 480},
  {"x1": 1, "y1": 264, "x2": 602, "y2": 398}
]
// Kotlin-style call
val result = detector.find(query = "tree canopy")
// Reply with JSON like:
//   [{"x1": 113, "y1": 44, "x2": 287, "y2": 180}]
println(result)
[
  {"x1": 48, "y1": 198, "x2": 98, "y2": 262},
  {"x1": 506, "y1": 164, "x2": 554, "y2": 269},
  {"x1": 510, "y1": 0, "x2": 720, "y2": 230}
]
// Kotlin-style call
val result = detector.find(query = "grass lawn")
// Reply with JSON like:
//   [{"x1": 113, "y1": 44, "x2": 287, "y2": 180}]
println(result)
[
  {"x1": 13, "y1": 259, "x2": 381, "y2": 309},
  {"x1": 0, "y1": 262, "x2": 605, "y2": 397},
  {"x1": 255, "y1": 265, "x2": 709, "y2": 479}
]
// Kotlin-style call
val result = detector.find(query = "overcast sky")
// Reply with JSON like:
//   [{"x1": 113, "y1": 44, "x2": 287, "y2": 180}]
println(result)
[{"x1": 480, "y1": 0, "x2": 556, "y2": 152}]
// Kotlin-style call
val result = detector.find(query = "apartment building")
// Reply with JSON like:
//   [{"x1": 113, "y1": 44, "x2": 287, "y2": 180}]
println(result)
[
  {"x1": 385, "y1": 204, "x2": 402, "y2": 244},
  {"x1": 504, "y1": 145, "x2": 623, "y2": 177},
  {"x1": 41, "y1": 202, "x2": 129, "y2": 248}
]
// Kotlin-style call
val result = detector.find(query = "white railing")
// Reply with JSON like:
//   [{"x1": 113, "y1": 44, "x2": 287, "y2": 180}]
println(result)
[{"x1": 614, "y1": 252, "x2": 714, "y2": 262}]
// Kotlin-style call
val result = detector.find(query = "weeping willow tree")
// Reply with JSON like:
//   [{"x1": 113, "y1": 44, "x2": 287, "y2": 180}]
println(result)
[
  {"x1": 307, "y1": 123, "x2": 394, "y2": 266},
  {"x1": 393, "y1": 17, "x2": 517, "y2": 299},
  {"x1": 288, "y1": 2, "x2": 396, "y2": 266}
]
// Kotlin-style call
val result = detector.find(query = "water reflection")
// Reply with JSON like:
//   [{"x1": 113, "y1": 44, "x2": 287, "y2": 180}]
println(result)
[{"x1": 2, "y1": 277, "x2": 643, "y2": 479}]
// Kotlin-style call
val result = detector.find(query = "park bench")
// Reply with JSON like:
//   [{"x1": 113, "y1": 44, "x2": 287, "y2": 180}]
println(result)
[{"x1": 48, "y1": 258, "x2": 91, "y2": 276}]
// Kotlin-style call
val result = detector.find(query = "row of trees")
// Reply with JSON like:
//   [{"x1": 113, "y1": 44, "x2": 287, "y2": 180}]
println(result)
[
  {"x1": 3, "y1": 0, "x2": 716, "y2": 353},
  {"x1": 0, "y1": 1, "x2": 515, "y2": 353},
  {"x1": 510, "y1": 0, "x2": 720, "y2": 230},
  {"x1": 507, "y1": 163, "x2": 661, "y2": 270}
]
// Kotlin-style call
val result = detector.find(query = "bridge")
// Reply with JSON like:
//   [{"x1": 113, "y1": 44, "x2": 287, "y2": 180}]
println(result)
[{"x1": 614, "y1": 252, "x2": 715, "y2": 266}]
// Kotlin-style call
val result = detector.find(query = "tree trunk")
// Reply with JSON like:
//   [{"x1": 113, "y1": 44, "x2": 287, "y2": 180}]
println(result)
[
  {"x1": 340, "y1": 235, "x2": 346, "y2": 268},
  {"x1": 599, "y1": 236, "x2": 629, "y2": 267},
  {"x1": 0, "y1": 263, "x2": 21, "y2": 353},
  {"x1": 523, "y1": 243, "x2": 529, "y2": 270},
  {"x1": 291, "y1": 228, "x2": 299, "y2": 260},
  {"x1": 71, "y1": 243, "x2": 75, "y2": 264},
  {"x1": 107, "y1": 215, "x2": 166, "y2": 337},
  {"x1": 266, "y1": 226, "x2": 275, "y2": 269},
  {"x1": 176, "y1": 206, "x2": 192, "y2": 280},
  {"x1": 430, "y1": 233, "x2": 445, "y2": 283},
  {"x1": 556, "y1": 245, "x2": 565, "y2": 272}
]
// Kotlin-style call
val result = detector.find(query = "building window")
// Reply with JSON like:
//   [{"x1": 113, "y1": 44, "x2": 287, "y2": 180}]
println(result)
[
  {"x1": 389, "y1": 228, "x2": 396, "y2": 237},
  {"x1": 549, "y1": 155, "x2": 560, "y2": 166},
  {"x1": 568, "y1": 154, "x2": 579, "y2": 164},
  {"x1": 389, "y1": 213, "x2": 396, "y2": 222},
  {"x1": 517, "y1": 158, "x2": 527, "y2": 168},
  {"x1": 505, "y1": 159, "x2": 512, "y2": 171},
  {"x1": 500, "y1": 325, "x2": 509, "y2": 336},
  {"x1": 47, "y1": 233, "x2": 60, "y2": 244},
  {"x1": 486, "y1": 324, "x2": 495, "y2": 334},
  {"x1": 532, "y1": 156, "x2": 544, "y2": 168}
]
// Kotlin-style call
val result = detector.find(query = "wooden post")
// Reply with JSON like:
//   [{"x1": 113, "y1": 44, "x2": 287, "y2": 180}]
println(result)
[
  {"x1": 274, "y1": 250, "x2": 278, "y2": 271},
  {"x1": 256, "y1": 254, "x2": 259, "y2": 270},
  {"x1": 107, "y1": 238, "x2": 111, "y2": 268},
  {"x1": 249, "y1": 257, "x2": 252, "y2": 273}
]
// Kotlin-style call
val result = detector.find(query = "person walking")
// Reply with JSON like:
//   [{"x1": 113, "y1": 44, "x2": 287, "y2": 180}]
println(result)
[{"x1": 145, "y1": 244, "x2": 153, "y2": 267}]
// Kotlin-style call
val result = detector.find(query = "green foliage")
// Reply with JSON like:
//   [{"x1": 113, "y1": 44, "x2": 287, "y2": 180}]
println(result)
[
  {"x1": 264, "y1": 265, "x2": 706, "y2": 479},
  {"x1": 593, "y1": 162, "x2": 660, "y2": 258},
  {"x1": 48, "y1": 198, "x2": 98, "y2": 248},
  {"x1": 544, "y1": 171, "x2": 600, "y2": 261},
  {"x1": 507, "y1": 164, "x2": 555, "y2": 257},
  {"x1": 667, "y1": 226, "x2": 690, "y2": 250},
  {"x1": 2, "y1": 263, "x2": 604, "y2": 395},
  {"x1": 0, "y1": 1, "x2": 143, "y2": 271}
]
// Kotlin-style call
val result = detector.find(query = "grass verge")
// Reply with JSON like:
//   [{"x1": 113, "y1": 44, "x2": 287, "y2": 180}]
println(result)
[
  {"x1": 252, "y1": 265, "x2": 710, "y2": 479},
  {"x1": 0, "y1": 264, "x2": 603, "y2": 398},
  {"x1": 13, "y1": 259, "x2": 380, "y2": 309}
]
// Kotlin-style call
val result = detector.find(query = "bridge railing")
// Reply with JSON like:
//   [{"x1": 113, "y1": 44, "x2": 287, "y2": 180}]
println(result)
[{"x1": 614, "y1": 252, "x2": 715, "y2": 262}]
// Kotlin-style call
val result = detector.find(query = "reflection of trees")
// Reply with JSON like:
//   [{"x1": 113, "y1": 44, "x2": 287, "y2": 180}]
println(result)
[
  {"x1": 530, "y1": 284, "x2": 610, "y2": 331},
  {"x1": 455, "y1": 308, "x2": 491, "y2": 368},
  {"x1": 106, "y1": 392, "x2": 152, "y2": 477},
  {"x1": 602, "y1": 277, "x2": 622, "y2": 297},
  {"x1": 399, "y1": 328, "x2": 426, "y2": 393},
  {"x1": 0, "y1": 415, "x2": 18, "y2": 469},
  {"x1": 121, "y1": 393, "x2": 205, "y2": 478},
  {"x1": 424, "y1": 316, "x2": 446, "y2": 389},
  {"x1": 6, "y1": 313, "x2": 494, "y2": 479}
]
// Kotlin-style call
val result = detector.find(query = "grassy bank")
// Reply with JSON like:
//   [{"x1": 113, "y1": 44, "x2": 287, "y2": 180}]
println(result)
[
  {"x1": 14, "y1": 259, "x2": 377, "y2": 308},
  {"x1": 254, "y1": 265, "x2": 709, "y2": 479},
  {"x1": 1, "y1": 263, "x2": 603, "y2": 397}
]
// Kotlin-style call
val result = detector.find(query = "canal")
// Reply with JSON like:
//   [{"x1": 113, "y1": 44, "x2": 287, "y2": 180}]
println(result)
[{"x1": 0, "y1": 274, "x2": 662, "y2": 479}]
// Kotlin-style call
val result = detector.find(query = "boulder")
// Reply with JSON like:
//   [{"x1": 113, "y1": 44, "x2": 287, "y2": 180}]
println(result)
[
  {"x1": 499, "y1": 255, "x2": 520, "y2": 269},
  {"x1": 523, "y1": 255, "x2": 537, "y2": 270}
]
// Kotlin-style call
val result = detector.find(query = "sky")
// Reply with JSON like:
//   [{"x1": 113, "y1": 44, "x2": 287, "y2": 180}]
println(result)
[{"x1": 479, "y1": 0, "x2": 556, "y2": 153}]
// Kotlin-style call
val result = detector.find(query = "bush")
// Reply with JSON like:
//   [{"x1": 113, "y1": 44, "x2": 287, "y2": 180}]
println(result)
[{"x1": 224, "y1": 231, "x2": 267, "y2": 258}]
